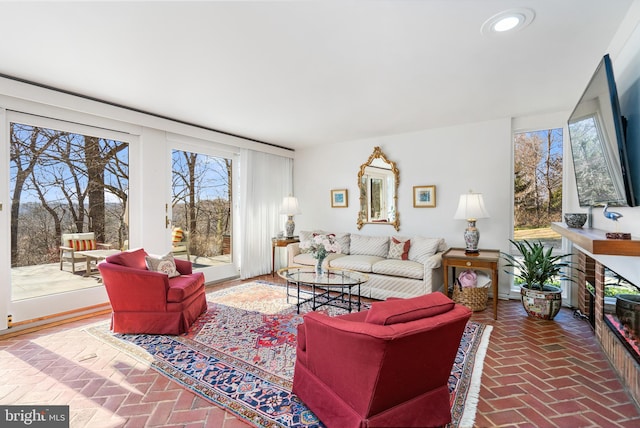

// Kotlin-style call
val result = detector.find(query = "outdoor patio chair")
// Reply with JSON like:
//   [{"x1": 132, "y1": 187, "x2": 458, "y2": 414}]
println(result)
[
  {"x1": 59, "y1": 232, "x2": 111, "y2": 273},
  {"x1": 171, "y1": 227, "x2": 191, "y2": 261}
]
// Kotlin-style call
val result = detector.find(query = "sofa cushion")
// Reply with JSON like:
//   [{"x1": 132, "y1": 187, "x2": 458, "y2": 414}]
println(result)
[
  {"x1": 167, "y1": 273, "x2": 204, "y2": 303},
  {"x1": 365, "y1": 292, "x2": 455, "y2": 325},
  {"x1": 388, "y1": 237, "x2": 410, "y2": 260},
  {"x1": 329, "y1": 254, "x2": 384, "y2": 273},
  {"x1": 372, "y1": 259, "x2": 424, "y2": 280},
  {"x1": 350, "y1": 234, "x2": 389, "y2": 258},
  {"x1": 106, "y1": 248, "x2": 148, "y2": 270},
  {"x1": 408, "y1": 237, "x2": 442, "y2": 264},
  {"x1": 145, "y1": 253, "x2": 180, "y2": 278}
]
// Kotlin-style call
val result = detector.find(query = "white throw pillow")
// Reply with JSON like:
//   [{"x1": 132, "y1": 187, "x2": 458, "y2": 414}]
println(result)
[
  {"x1": 145, "y1": 252, "x2": 180, "y2": 278},
  {"x1": 350, "y1": 234, "x2": 389, "y2": 258},
  {"x1": 333, "y1": 232, "x2": 351, "y2": 255},
  {"x1": 408, "y1": 237, "x2": 442, "y2": 264}
]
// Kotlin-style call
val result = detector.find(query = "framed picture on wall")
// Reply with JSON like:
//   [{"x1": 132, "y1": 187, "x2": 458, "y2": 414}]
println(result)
[
  {"x1": 413, "y1": 185, "x2": 436, "y2": 208},
  {"x1": 331, "y1": 189, "x2": 348, "y2": 208}
]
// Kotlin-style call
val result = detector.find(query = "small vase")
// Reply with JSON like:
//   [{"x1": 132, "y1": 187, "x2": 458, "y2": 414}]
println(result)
[{"x1": 315, "y1": 255, "x2": 326, "y2": 276}]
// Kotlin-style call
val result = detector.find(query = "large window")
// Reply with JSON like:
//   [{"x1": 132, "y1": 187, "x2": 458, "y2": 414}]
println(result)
[
  {"x1": 10, "y1": 120, "x2": 128, "y2": 300},
  {"x1": 513, "y1": 128, "x2": 563, "y2": 248}
]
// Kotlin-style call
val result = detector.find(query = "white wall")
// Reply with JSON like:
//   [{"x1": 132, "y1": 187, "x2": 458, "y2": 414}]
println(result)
[{"x1": 293, "y1": 117, "x2": 514, "y2": 297}]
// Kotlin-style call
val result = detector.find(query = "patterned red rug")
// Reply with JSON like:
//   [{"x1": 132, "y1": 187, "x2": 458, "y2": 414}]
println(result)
[{"x1": 87, "y1": 281, "x2": 491, "y2": 427}]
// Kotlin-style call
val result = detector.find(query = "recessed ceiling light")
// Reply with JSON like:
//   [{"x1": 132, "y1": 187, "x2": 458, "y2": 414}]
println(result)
[{"x1": 481, "y1": 8, "x2": 535, "y2": 36}]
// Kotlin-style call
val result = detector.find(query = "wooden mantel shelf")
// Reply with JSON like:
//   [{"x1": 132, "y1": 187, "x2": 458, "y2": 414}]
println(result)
[{"x1": 551, "y1": 222, "x2": 640, "y2": 256}]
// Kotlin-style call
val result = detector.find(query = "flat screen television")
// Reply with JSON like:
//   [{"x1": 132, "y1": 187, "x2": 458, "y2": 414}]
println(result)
[{"x1": 568, "y1": 54, "x2": 636, "y2": 207}]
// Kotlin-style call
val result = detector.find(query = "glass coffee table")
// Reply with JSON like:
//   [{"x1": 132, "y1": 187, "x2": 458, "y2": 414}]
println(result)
[{"x1": 278, "y1": 267, "x2": 369, "y2": 313}]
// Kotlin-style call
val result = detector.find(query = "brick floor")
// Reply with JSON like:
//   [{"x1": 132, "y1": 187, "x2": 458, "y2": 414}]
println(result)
[{"x1": 1, "y1": 274, "x2": 639, "y2": 427}]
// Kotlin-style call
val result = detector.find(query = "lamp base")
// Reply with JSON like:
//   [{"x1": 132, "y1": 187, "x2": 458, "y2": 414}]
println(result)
[
  {"x1": 463, "y1": 219, "x2": 480, "y2": 253},
  {"x1": 285, "y1": 216, "x2": 295, "y2": 238}
]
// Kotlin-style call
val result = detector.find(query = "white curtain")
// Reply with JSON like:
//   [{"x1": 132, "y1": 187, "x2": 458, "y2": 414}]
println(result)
[{"x1": 239, "y1": 148, "x2": 293, "y2": 279}]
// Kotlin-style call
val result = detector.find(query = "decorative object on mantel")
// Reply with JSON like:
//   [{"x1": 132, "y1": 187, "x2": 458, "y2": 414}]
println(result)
[
  {"x1": 279, "y1": 195, "x2": 301, "y2": 238},
  {"x1": 564, "y1": 213, "x2": 587, "y2": 228},
  {"x1": 453, "y1": 191, "x2": 490, "y2": 254},
  {"x1": 501, "y1": 239, "x2": 580, "y2": 320},
  {"x1": 331, "y1": 189, "x2": 348, "y2": 208},
  {"x1": 603, "y1": 203, "x2": 631, "y2": 240},
  {"x1": 413, "y1": 185, "x2": 436, "y2": 208}
]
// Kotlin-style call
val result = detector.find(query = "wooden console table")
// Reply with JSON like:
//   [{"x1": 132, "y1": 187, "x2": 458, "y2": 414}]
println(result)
[{"x1": 442, "y1": 248, "x2": 499, "y2": 320}]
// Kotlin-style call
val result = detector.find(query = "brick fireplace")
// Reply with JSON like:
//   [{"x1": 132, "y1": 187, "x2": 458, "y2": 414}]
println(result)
[
  {"x1": 576, "y1": 249, "x2": 640, "y2": 407},
  {"x1": 552, "y1": 222, "x2": 640, "y2": 407}
]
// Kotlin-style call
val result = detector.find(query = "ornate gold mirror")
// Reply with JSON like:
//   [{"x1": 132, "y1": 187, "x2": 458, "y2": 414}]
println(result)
[{"x1": 357, "y1": 146, "x2": 399, "y2": 231}]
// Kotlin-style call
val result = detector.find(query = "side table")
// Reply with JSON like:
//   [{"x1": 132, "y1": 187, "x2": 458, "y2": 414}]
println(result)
[
  {"x1": 272, "y1": 236, "x2": 299, "y2": 275},
  {"x1": 442, "y1": 247, "x2": 500, "y2": 320}
]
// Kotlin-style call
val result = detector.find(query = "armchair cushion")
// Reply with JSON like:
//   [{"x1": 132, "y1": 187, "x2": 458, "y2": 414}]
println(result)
[
  {"x1": 365, "y1": 292, "x2": 455, "y2": 325},
  {"x1": 167, "y1": 275, "x2": 206, "y2": 303},
  {"x1": 106, "y1": 248, "x2": 148, "y2": 270}
]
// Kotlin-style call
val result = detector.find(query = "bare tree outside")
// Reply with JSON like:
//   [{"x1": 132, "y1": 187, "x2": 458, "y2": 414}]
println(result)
[
  {"x1": 513, "y1": 129, "x2": 563, "y2": 247},
  {"x1": 10, "y1": 122, "x2": 129, "y2": 268},
  {"x1": 172, "y1": 150, "x2": 232, "y2": 261}
]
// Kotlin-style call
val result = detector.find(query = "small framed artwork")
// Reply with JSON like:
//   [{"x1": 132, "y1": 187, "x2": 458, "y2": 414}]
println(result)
[
  {"x1": 413, "y1": 185, "x2": 436, "y2": 208},
  {"x1": 331, "y1": 189, "x2": 348, "y2": 208}
]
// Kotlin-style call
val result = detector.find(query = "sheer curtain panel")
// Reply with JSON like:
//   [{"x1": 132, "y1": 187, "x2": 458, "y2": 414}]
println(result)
[{"x1": 239, "y1": 149, "x2": 293, "y2": 279}]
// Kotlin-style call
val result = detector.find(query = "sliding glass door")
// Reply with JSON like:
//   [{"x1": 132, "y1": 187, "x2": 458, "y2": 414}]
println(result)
[
  {"x1": 6, "y1": 111, "x2": 129, "y2": 323},
  {"x1": 171, "y1": 145, "x2": 236, "y2": 280}
]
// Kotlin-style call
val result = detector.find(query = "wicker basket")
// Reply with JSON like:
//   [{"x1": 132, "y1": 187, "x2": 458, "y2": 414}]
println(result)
[{"x1": 452, "y1": 271, "x2": 491, "y2": 311}]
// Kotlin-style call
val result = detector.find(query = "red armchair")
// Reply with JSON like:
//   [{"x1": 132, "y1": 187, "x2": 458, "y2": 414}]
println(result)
[
  {"x1": 293, "y1": 292, "x2": 472, "y2": 428},
  {"x1": 98, "y1": 248, "x2": 207, "y2": 335}
]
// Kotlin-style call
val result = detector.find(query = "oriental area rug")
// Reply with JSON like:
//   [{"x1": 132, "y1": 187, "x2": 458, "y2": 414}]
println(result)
[{"x1": 87, "y1": 281, "x2": 492, "y2": 428}]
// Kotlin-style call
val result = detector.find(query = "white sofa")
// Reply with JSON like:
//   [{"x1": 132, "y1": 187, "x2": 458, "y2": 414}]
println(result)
[{"x1": 287, "y1": 231, "x2": 446, "y2": 300}]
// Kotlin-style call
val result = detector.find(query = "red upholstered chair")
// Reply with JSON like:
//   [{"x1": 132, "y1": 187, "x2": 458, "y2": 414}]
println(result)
[
  {"x1": 293, "y1": 292, "x2": 472, "y2": 428},
  {"x1": 98, "y1": 248, "x2": 207, "y2": 335}
]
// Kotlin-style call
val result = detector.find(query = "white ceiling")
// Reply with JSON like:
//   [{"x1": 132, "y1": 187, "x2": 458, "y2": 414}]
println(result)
[{"x1": 0, "y1": 1, "x2": 635, "y2": 150}]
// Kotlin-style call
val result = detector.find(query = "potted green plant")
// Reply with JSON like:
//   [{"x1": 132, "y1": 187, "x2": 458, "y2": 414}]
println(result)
[{"x1": 501, "y1": 239, "x2": 579, "y2": 320}]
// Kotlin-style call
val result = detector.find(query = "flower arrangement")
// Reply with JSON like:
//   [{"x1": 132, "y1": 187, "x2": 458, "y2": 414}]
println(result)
[{"x1": 300, "y1": 233, "x2": 342, "y2": 259}]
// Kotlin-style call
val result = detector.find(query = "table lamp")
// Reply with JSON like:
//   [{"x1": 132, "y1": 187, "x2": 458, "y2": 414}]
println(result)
[
  {"x1": 454, "y1": 192, "x2": 489, "y2": 254},
  {"x1": 280, "y1": 196, "x2": 301, "y2": 237}
]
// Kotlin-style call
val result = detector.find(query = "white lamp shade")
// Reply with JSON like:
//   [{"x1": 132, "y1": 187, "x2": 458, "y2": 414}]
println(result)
[
  {"x1": 279, "y1": 196, "x2": 301, "y2": 215},
  {"x1": 454, "y1": 193, "x2": 489, "y2": 220}
]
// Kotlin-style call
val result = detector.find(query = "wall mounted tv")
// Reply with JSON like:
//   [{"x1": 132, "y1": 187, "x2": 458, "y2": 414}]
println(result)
[{"x1": 568, "y1": 54, "x2": 636, "y2": 207}]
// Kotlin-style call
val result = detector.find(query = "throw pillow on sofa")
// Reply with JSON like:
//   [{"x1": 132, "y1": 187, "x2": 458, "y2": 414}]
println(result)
[
  {"x1": 350, "y1": 234, "x2": 389, "y2": 258},
  {"x1": 408, "y1": 237, "x2": 442, "y2": 264},
  {"x1": 388, "y1": 237, "x2": 410, "y2": 260}
]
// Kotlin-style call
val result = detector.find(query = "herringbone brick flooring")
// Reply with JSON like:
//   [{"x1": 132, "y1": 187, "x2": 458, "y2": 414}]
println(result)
[{"x1": 1, "y1": 274, "x2": 639, "y2": 427}]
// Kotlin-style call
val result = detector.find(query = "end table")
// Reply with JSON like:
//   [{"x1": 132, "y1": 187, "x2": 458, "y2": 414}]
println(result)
[
  {"x1": 442, "y1": 247, "x2": 500, "y2": 320},
  {"x1": 272, "y1": 236, "x2": 299, "y2": 275}
]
